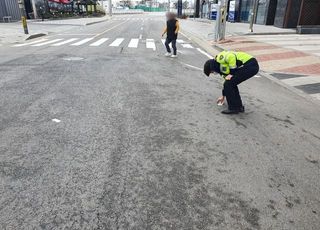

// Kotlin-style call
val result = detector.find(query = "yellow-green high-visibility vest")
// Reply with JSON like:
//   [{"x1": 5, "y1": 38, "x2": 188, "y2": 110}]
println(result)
[{"x1": 215, "y1": 51, "x2": 253, "y2": 75}]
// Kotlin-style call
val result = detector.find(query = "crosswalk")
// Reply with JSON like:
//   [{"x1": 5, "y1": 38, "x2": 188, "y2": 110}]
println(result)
[{"x1": 12, "y1": 37, "x2": 195, "y2": 51}]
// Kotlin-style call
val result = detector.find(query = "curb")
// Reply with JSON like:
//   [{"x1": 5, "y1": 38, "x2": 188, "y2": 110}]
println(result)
[{"x1": 26, "y1": 33, "x2": 47, "y2": 40}]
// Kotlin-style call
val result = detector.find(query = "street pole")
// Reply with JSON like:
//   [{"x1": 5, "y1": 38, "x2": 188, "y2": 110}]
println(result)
[
  {"x1": 31, "y1": 0, "x2": 38, "y2": 19},
  {"x1": 18, "y1": 0, "x2": 29, "y2": 34},
  {"x1": 108, "y1": 0, "x2": 112, "y2": 16},
  {"x1": 214, "y1": 0, "x2": 227, "y2": 41},
  {"x1": 249, "y1": 0, "x2": 258, "y2": 33}
]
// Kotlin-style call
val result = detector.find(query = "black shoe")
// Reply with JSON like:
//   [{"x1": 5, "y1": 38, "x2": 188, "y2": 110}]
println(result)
[{"x1": 221, "y1": 109, "x2": 239, "y2": 114}]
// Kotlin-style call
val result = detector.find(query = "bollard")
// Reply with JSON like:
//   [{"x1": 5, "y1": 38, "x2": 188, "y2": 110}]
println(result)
[{"x1": 18, "y1": 0, "x2": 29, "y2": 34}]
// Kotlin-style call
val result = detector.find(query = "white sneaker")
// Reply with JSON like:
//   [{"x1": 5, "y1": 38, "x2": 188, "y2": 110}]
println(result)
[
  {"x1": 170, "y1": 54, "x2": 177, "y2": 58},
  {"x1": 165, "y1": 52, "x2": 171, "y2": 57}
]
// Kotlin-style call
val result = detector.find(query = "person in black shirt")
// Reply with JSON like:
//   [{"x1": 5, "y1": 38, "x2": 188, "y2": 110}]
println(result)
[{"x1": 162, "y1": 12, "x2": 180, "y2": 58}]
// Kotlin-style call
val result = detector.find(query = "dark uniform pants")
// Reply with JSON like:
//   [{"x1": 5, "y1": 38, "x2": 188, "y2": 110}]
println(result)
[
  {"x1": 165, "y1": 38, "x2": 177, "y2": 55},
  {"x1": 223, "y1": 58, "x2": 259, "y2": 110}
]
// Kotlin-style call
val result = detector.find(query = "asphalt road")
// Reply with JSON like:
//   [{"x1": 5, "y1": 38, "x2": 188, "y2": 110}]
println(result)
[{"x1": 0, "y1": 14, "x2": 319, "y2": 230}]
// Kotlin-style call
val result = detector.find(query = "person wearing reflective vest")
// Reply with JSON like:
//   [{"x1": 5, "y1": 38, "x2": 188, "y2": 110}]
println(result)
[{"x1": 203, "y1": 51, "x2": 259, "y2": 114}]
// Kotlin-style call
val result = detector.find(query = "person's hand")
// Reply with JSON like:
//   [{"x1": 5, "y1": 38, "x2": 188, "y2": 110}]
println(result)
[
  {"x1": 225, "y1": 75, "x2": 233, "y2": 80},
  {"x1": 216, "y1": 96, "x2": 225, "y2": 105}
]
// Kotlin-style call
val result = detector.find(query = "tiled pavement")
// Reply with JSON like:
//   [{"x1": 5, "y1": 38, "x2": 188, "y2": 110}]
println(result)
[{"x1": 214, "y1": 37, "x2": 320, "y2": 101}]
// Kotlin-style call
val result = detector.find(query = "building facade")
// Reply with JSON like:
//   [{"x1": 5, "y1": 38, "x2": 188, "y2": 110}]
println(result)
[
  {"x1": 0, "y1": 0, "x2": 21, "y2": 21},
  {"x1": 235, "y1": 0, "x2": 320, "y2": 28}
]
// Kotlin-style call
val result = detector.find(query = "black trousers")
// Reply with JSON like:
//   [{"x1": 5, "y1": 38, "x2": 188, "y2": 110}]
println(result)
[
  {"x1": 165, "y1": 37, "x2": 177, "y2": 55},
  {"x1": 223, "y1": 58, "x2": 259, "y2": 110}
]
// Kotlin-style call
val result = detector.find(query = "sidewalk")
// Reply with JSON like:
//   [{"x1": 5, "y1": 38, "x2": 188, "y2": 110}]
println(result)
[
  {"x1": 0, "y1": 16, "x2": 109, "y2": 44},
  {"x1": 29, "y1": 15, "x2": 109, "y2": 26},
  {"x1": 180, "y1": 18, "x2": 320, "y2": 101}
]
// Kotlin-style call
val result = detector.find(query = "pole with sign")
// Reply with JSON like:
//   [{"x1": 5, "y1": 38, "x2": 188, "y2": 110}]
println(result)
[
  {"x1": 214, "y1": 0, "x2": 227, "y2": 41},
  {"x1": 18, "y1": 0, "x2": 29, "y2": 34},
  {"x1": 177, "y1": 0, "x2": 182, "y2": 17}
]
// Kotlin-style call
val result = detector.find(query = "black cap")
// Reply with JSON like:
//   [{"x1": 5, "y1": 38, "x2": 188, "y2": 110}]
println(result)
[{"x1": 204, "y1": 59, "x2": 215, "y2": 76}]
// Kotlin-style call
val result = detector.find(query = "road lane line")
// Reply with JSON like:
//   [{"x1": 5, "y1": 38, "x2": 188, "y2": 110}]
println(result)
[
  {"x1": 13, "y1": 38, "x2": 48, "y2": 47},
  {"x1": 139, "y1": 34, "x2": 142, "y2": 39},
  {"x1": 146, "y1": 39, "x2": 156, "y2": 51},
  {"x1": 128, "y1": 38, "x2": 139, "y2": 48},
  {"x1": 109, "y1": 38, "x2": 124, "y2": 47},
  {"x1": 32, "y1": 39, "x2": 63, "y2": 46},
  {"x1": 196, "y1": 48, "x2": 214, "y2": 59},
  {"x1": 176, "y1": 39, "x2": 184, "y2": 43},
  {"x1": 179, "y1": 61, "x2": 202, "y2": 71},
  {"x1": 51, "y1": 38, "x2": 79, "y2": 46},
  {"x1": 70, "y1": 38, "x2": 94, "y2": 46},
  {"x1": 94, "y1": 20, "x2": 128, "y2": 38},
  {"x1": 89, "y1": 38, "x2": 109, "y2": 46}
]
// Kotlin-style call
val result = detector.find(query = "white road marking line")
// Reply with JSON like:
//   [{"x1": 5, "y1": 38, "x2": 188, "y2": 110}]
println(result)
[
  {"x1": 181, "y1": 44, "x2": 194, "y2": 49},
  {"x1": 51, "y1": 38, "x2": 79, "y2": 46},
  {"x1": 128, "y1": 38, "x2": 139, "y2": 48},
  {"x1": 176, "y1": 39, "x2": 184, "y2": 43},
  {"x1": 161, "y1": 39, "x2": 172, "y2": 48},
  {"x1": 254, "y1": 75, "x2": 261, "y2": 78},
  {"x1": 52, "y1": 118, "x2": 61, "y2": 123},
  {"x1": 109, "y1": 38, "x2": 124, "y2": 47},
  {"x1": 179, "y1": 61, "x2": 202, "y2": 71},
  {"x1": 13, "y1": 38, "x2": 48, "y2": 47},
  {"x1": 89, "y1": 38, "x2": 109, "y2": 46},
  {"x1": 179, "y1": 31, "x2": 192, "y2": 41},
  {"x1": 310, "y1": 93, "x2": 320, "y2": 100},
  {"x1": 146, "y1": 39, "x2": 156, "y2": 51},
  {"x1": 282, "y1": 76, "x2": 320, "y2": 87},
  {"x1": 196, "y1": 48, "x2": 214, "y2": 59},
  {"x1": 32, "y1": 39, "x2": 63, "y2": 46},
  {"x1": 70, "y1": 38, "x2": 94, "y2": 46},
  {"x1": 139, "y1": 34, "x2": 142, "y2": 39},
  {"x1": 141, "y1": 27, "x2": 143, "y2": 30}
]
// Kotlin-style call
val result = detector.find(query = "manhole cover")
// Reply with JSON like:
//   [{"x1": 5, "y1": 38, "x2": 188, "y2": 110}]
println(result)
[{"x1": 62, "y1": 57, "x2": 84, "y2": 61}]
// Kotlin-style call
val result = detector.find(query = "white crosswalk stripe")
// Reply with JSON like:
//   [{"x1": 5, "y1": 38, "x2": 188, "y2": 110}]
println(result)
[
  {"x1": 11, "y1": 38, "x2": 192, "y2": 52},
  {"x1": 89, "y1": 38, "x2": 109, "y2": 46},
  {"x1": 128, "y1": 38, "x2": 139, "y2": 48},
  {"x1": 71, "y1": 38, "x2": 94, "y2": 46},
  {"x1": 13, "y1": 38, "x2": 48, "y2": 47},
  {"x1": 146, "y1": 39, "x2": 156, "y2": 51},
  {"x1": 181, "y1": 44, "x2": 194, "y2": 49},
  {"x1": 32, "y1": 39, "x2": 63, "y2": 47},
  {"x1": 51, "y1": 38, "x2": 79, "y2": 46},
  {"x1": 109, "y1": 38, "x2": 124, "y2": 47}
]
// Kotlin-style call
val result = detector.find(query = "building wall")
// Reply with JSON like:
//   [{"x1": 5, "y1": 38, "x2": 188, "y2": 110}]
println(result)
[
  {"x1": 298, "y1": 0, "x2": 320, "y2": 25},
  {"x1": 3, "y1": 0, "x2": 21, "y2": 20},
  {"x1": 274, "y1": 0, "x2": 287, "y2": 27},
  {"x1": 0, "y1": 1, "x2": 9, "y2": 20}
]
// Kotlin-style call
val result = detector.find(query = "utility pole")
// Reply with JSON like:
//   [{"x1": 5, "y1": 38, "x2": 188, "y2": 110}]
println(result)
[
  {"x1": 214, "y1": 0, "x2": 227, "y2": 41},
  {"x1": 108, "y1": 0, "x2": 112, "y2": 16},
  {"x1": 18, "y1": 0, "x2": 29, "y2": 34},
  {"x1": 249, "y1": 0, "x2": 258, "y2": 32},
  {"x1": 31, "y1": 0, "x2": 38, "y2": 19}
]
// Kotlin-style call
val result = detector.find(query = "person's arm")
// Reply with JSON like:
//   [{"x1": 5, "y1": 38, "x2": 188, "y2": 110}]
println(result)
[
  {"x1": 225, "y1": 53, "x2": 237, "y2": 75},
  {"x1": 175, "y1": 21, "x2": 180, "y2": 34},
  {"x1": 162, "y1": 26, "x2": 167, "y2": 37}
]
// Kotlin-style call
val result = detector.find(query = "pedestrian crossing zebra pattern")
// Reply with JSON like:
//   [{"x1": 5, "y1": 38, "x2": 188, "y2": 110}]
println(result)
[{"x1": 12, "y1": 37, "x2": 195, "y2": 51}]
